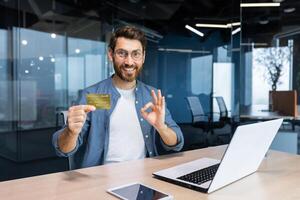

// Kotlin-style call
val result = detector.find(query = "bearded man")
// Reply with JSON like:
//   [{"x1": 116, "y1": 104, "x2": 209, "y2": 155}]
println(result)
[{"x1": 52, "y1": 26, "x2": 184, "y2": 169}]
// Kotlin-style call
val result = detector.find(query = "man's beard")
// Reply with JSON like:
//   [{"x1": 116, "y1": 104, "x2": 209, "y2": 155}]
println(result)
[{"x1": 113, "y1": 62, "x2": 143, "y2": 82}]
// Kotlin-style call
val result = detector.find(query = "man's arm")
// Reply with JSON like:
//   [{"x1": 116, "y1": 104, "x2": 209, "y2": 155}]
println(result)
[
  {"x1": 141, "y1": 89, "x2": 178, "y2": 146},
  {"x1": 57, "y1": 105, "x2": 95, "y2": 153},
  {"x1": 155, "y1": 124, "x2": 177, "y2": 146}
]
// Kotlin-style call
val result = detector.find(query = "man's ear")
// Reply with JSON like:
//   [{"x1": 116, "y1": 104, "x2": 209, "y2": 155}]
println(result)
[{"x1": 108, "y1": 49, "x2": 113, "y2": 62}]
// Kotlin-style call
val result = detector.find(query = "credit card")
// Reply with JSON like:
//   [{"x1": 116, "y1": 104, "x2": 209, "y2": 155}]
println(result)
[{"x1": 86, "y1": 94, "x2": 111, "y2": 109}]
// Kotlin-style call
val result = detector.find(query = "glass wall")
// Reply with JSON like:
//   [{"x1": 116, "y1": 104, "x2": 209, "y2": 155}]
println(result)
[
  {"x1": 241, "y1": 0, "x2": 300, "y2": 106},
  {"x1": 0, "y1": 0, "x2": 239, "y2": 180}
]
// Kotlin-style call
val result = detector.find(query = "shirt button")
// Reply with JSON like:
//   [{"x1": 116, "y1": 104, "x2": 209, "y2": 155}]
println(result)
[
  {"x1": 140, "y1": 118, "x2": 143, "y2": 121},
  {"x1": 149, "y1": 151, "x2": 152, "y2": 155},
  {"x1": 145, "y1": 135, "x2": 149, "y2": 138},
  {"x1": 135, "y1": 101, "x2": 138, "y2": 104},
  {"x1": 135, "y1": 88, "x2": 138, "y2": 91}
]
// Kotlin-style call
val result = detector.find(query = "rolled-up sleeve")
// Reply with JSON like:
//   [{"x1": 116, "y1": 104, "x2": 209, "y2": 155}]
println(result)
[
  {"x1": 52, "y1": 126, "x2": 82, "y2": 157},
  {"x1": 160, "y1": 107, "x2": 184, "y2": 151}
]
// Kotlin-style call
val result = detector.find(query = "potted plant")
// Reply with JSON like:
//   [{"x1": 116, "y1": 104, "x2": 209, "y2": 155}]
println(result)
[{"x1": 255, "y1": 46, "x2": 291, "y2": 110}]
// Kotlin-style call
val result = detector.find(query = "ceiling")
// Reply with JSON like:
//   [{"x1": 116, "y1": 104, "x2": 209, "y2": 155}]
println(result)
[
  {"x1": 0, "y1": 0, "x2": 239, "y2": 39},
  {"x1": 242, "y1": 0, "x2": 300, "y2": 45}
]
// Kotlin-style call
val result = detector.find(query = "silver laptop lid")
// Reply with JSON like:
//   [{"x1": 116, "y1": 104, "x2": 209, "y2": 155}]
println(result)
[{"x1": 208, "y1": 118, "x2": 283, "y2": 193}]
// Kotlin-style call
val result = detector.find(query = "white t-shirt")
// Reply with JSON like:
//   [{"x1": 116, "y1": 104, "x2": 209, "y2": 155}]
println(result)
[{"x1": 104, "y1": 87, "x2": 146, "y2": 164}]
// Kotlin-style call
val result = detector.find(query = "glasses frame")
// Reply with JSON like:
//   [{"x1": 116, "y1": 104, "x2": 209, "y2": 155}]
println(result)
[{"x1": 113, "y1": 48, "x2": 144, "y2": 61}]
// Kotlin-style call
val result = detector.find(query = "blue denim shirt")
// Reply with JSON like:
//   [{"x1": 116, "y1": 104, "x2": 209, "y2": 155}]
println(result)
[{"x1": 52, "y1": 76, "x2": 184, "y2": 169}]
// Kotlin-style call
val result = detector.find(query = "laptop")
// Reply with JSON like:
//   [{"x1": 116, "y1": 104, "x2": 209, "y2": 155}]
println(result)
[{"x1": 153, "y1": 119, "x2": 283, "y2": 193}]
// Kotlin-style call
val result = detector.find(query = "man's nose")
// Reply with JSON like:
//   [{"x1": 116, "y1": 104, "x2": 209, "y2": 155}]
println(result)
[{"x1": 124, "y1": 54, "x2": 134, "y2": 65}]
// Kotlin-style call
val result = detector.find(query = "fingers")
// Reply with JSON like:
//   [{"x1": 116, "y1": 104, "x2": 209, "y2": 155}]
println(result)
[
  {"x1": 141, "y1": 102, "x2": 154, "y2": 119},
  {"x1": 84, "y1": 105, "x2": 96, "y2": 113},
  {"x1": 69, "y1": 105, "x2": 96, "y2": 113},
  {"x1": 157, "y1": 89, "x2": 162, "y2": 107},
  {"x1": 162, "y1": 96, "x2": 165, "y2": 109},
  {"x1": 68, "y1": 116, "x2": 85, "y2": 124},
  {"x1": 67, "y1": 105, "x2": 94, "y2": 136},
  {"x1": 141, "y1": 102, "x2": 155, "y2": 113},
  {"x1": 151, "y1": 89, "x2": 163, "y2": 107},
  {"x1": 151, "y1": 90, "x2": 158, "y2": 105}
]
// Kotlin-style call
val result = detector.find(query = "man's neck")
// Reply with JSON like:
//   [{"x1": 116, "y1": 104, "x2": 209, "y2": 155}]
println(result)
[{"x1": 112, "y1": 75, "x2": 136, "y2": 90}]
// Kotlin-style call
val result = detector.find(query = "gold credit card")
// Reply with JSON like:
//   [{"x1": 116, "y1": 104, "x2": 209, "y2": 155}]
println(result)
[{"x1": 86, "y1": 94, "x2": 111, "y2": 109}]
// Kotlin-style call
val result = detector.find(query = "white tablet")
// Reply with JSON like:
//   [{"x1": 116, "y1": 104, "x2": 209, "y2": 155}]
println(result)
[{"x1": 107, "y1": 182, "x2": 173, "y2": 200}]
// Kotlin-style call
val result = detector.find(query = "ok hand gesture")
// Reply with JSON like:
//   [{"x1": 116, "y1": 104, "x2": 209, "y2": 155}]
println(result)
[{"x1": 141, "y1": 89, "x2": 166, "y2": 130}]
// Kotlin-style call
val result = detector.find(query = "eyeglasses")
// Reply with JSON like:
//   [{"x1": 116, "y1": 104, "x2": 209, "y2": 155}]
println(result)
[{"x1": 114, "y1": 49, "x2": 143, "y2": 61}]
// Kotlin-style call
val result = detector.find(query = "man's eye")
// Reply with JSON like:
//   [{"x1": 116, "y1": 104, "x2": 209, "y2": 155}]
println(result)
[
  {"x1": 132, "y1": 51, "x2": 141, "y2": 57},
  {"x1": 119, "y1": 51, "x2": 127, "y2": 56}
]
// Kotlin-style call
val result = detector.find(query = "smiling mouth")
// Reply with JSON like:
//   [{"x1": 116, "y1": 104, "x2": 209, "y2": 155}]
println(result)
[{"x1": 122, "y1": 67, "x2": 136, "y2": 73}]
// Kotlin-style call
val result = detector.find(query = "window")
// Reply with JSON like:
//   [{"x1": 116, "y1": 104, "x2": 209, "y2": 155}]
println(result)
[{"x1": 252, "y1": 46, "x2": 292, "y2": 105}]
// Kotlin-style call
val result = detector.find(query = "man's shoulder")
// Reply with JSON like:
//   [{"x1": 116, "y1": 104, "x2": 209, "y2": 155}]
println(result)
[
  {"x1": 138, "y1": 80, "x2": 157, "y2": 92},
  {"x1": 83, "y1": 78, "x2": 111, "y2": 93}
]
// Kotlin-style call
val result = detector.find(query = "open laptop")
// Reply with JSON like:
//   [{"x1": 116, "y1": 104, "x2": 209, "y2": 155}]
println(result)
[{"x1": 153, "y1": 118, "x2": 283, "y2": 193}]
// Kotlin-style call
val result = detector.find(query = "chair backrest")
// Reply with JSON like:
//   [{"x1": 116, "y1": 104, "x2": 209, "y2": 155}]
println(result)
[
  {"x1": 186, "y1": 96, "x2": 207, "y2": 123},
  {"x1": 61, "y1": 111, "x2": 68, "y2": 125},
  {"x1": 215, "y1": 96, "x2": 228, "y2": 118}
]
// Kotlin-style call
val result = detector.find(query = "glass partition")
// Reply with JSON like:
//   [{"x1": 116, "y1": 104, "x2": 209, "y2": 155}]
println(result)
[{"x1": 0, "y1": 0, "x2": 240, "y2": 180}]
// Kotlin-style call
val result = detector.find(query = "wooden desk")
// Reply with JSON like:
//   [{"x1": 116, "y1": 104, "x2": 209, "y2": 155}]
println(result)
[
  {"x1": 240, "y1": 105, "x2": 300, "y2": 130},
  {"x1": 1, "y1": 146, "x2": 300, "y2": 200},
  {"x1": 240, "y1": 105, "x2": 296, "y2": 120}
]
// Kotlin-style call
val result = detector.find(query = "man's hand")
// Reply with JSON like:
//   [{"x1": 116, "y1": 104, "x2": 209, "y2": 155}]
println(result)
[
  {"x1": 67, "y1": 105, "x2": 96, "y2": 137},
  {"x1": 140, "y1": 89, "x2": 177, "y2": 146},
  {"x1": 141, "y1": 89, "x2": 166, "y2": 130},
  {"x1": 58, "y1": 105, "x2": 95, "y2": 154}
]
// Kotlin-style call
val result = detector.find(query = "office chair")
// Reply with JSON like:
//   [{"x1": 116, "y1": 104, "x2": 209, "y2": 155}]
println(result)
[
  {"x1": 214, "y1": 96, "x2": 236, "y2": 139},
  {"x1": 185, "y1": 96, "x2": 226, "y2": 146},
  {"x1": 215, "y1": 97, "x2": 228, "y2": 120}
]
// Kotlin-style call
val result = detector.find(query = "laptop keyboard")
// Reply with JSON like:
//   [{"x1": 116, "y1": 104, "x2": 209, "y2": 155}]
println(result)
[{"x1": 177, "y1": 164, "x2": 220, "y2": 185}]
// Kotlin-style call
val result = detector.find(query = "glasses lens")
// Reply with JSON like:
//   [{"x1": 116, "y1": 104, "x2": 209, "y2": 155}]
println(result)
[
  {"x1": 131, "y1": 50, "x2": 142, "y2": 60},
  {"x1": 115, "y1": 49, "x2": 127, "y2": 58}
]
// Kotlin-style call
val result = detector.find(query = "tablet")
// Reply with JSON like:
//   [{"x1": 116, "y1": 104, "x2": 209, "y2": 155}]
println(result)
[{"x1": 107, "y1": 182, "x2": 173, "y2": 200}]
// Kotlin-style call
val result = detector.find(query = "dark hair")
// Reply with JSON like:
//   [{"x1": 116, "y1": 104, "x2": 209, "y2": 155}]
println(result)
[{"x1": 109, "y1": 26, "x2": 147, "y2": 52}]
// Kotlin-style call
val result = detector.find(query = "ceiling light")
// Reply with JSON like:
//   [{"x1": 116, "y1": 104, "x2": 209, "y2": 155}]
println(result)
[
  {"x1": 51, "y1": 33, "x2": 56, "y2": 39},
  {"x1": 196, "y1": 23, "x2": 228, "y2": 28},
  {"x1": 273, "y1": 0, "x2": 284, "y2": 2},
  {"x1": 158, "y1": 48, "x2": 210, "y2": 54},
  {"x1": 21, "y1": 40, "x2": 28, "y2": 45},
  {"x1": 232, "y1": 27, "x2": 241, "y2": 35},
  {"x1": 241, "y1": 3, "x2": 280, "y2": 7},
  {"x1": 195, "y1": 22, "x2": 241, "y2": 29},
  {"x1": 229, "y1": 22, "x2": 241, "y2": 27},
  {"x1": 185, "y1": 25, "x2": 204, "y2": 37},
  {"x1": 75, "y1": 48, "x2": 80, "y2": 54},
  {"x1": 39, "y1": 56, "x2": 44, "y2": 61},
  {"x1": 25, "y1": 70, "x2": 29, "y2": 74},
  {"x1": 284, "y1": 7, "x2": 296, "y2": 13},
  {"x1": 51, "y1": 58, "x2": 55, "y2": 62}
]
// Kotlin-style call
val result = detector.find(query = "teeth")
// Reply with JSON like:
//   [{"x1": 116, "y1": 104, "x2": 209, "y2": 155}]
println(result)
[{"x1": 124, "y1": 68, "x2": 135, "y2": 72}]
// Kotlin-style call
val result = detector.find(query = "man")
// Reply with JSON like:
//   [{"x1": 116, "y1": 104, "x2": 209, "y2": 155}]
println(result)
[{"x1": 52, "y1": 26, "x2": 184, "y2": 169}]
